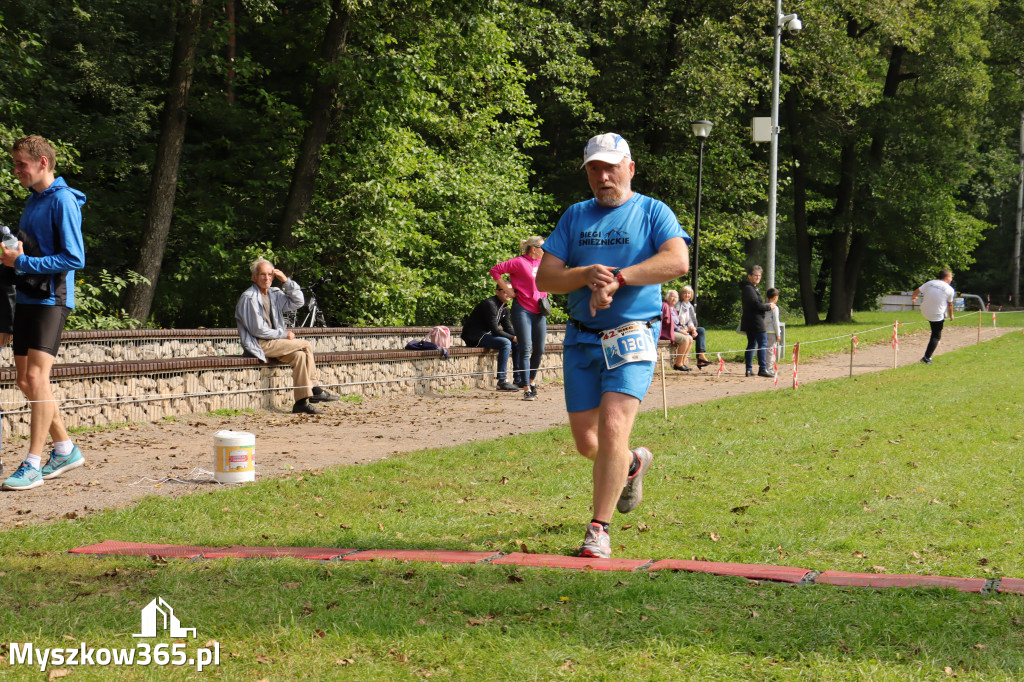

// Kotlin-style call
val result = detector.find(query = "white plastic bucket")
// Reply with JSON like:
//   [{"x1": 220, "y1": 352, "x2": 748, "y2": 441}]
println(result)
[{"x1": 213, "y1": 430, "x2": 256, "y2": 483}]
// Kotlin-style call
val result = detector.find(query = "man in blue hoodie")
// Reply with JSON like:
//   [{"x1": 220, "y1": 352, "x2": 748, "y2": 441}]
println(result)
[{"x1": 0, "y1": 135, "x2": 86, "y2": 491}]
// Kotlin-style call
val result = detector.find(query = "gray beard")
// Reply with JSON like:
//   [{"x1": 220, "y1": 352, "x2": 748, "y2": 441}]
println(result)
[{"x1": 594, "y1": 189, "x2": 629, "y2": 208}]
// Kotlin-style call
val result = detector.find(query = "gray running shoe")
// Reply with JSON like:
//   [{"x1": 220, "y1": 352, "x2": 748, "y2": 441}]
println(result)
[
  {"x1": 523, "y1": 388, "x2": 536, "y2": 401},
  {"x1": 616, "y1": 446, "x2": 652, "y2": 514},
  {"x1": 578, "y1": 522, "x2": 611, "y2": 559}
]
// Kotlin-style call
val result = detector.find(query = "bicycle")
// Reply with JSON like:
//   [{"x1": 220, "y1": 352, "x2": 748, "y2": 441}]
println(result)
[{"x1": 283, "y1": 273, "x2": 331, "y2": 328}]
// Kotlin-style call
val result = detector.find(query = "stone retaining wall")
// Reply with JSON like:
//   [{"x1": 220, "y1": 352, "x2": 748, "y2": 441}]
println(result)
[
  {"x1": 0, "y1": 347, "x2": 566, "y2": 437},
  {"x1": 22, "y1": 326, "x2": 567, "y2": 364}
]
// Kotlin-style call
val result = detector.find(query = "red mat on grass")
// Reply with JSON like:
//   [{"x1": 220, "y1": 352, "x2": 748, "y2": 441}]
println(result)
[
  {"x1": 491, "y1": 552, "x2": 651, "y2": 571},
  {"x1": 647, "y1": 559, "x2": 810, "y2": 583},
  {"x1": 341, "y1": 549, "x2": 500, "y2": 564},
  {"x1": 997, "y1": 578, "x2": 1024, "y2": 595},
  {"x1": 204, "y1": 546, "x2": 358, "y2": 560},
  {"x1": 67, "y1": 541, "x2": 1012, "y2": 595},
  {"x1": 816, "y1": 570, "x2": 986, "y2": 593},
  {"x1": 68, "y1": 540, "x2": 226, "y2": 559}
]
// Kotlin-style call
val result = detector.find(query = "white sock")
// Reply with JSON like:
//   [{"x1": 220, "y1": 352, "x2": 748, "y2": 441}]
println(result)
[
  {"x1": 26, "y1": 454, "x2": 42, "y2": 470},
  {"x1": 54, "y1": 440, "x2": 74, "y2": 456}
]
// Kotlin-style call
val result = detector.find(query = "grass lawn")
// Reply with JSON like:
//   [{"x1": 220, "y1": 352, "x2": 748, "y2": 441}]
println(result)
[
  {"x1": 705, "y1": 308, "x2": 1024, "y2": 362},
  {"x1": 1, "y1": 328, "x2": 1023, "y2": 680}
]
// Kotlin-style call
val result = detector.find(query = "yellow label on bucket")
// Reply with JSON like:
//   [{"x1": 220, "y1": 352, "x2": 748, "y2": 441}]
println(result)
[{"x1": 216, "y1": 445, "x2": 254, "y2": 473}]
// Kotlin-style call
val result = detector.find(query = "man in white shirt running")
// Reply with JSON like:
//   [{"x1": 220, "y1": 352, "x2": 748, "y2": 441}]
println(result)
[{"x1": 911, "y1": 269, "x2": 954, "y2": 365}]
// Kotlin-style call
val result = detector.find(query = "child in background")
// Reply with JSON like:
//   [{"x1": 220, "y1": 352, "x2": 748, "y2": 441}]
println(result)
[{"x1": 765, "y1": 288, "x2": 782, "y2": 363}]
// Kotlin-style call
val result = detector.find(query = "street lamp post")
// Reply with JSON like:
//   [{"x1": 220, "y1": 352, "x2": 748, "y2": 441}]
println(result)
[
  {"x1": 766, "y1": 1, "x2": 802, "y2": 290},
  {"x1": 690, "y1": 120, "x2": 713, "y2": 304}
]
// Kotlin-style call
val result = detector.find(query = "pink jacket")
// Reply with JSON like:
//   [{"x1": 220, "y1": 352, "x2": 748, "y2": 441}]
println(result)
[{"x1": 490, "y1": 254, "x2": 547, "y2": 315}]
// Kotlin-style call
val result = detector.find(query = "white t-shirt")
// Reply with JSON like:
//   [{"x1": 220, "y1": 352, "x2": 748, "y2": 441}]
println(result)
[{"x1": 917, "y1": 279, "x2": 954, "y2": 322}]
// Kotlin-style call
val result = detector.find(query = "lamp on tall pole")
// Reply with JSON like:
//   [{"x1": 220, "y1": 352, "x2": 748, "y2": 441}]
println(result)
[
  {"x1": 690, "y1": 120, "x2": 713, "y2": 304},
  {"x1": 766, "y1": 1, "x2": 802, "y2": 290},
  {"x1": 1013, "y1": 111, "x2": 1023, "y2": 304}
]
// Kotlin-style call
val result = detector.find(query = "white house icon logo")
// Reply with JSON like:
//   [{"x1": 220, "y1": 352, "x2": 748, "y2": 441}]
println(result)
[{"x1": 133, "y1": 597, "x2": 197, "y2": 638}]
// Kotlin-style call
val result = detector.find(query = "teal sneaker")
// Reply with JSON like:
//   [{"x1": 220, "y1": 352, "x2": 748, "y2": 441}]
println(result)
[
  {"x1": 41, "y1": 446, "x2": 85, "y2": 480},
  {"x1": 2, "y1": 461, "x2": 44, "y2": 490}
]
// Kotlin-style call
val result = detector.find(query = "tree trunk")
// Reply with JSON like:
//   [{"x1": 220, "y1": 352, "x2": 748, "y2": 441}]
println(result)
[
  {"x1": 785, "y1": 90, "x2": 819, "y2": 324},
  {"x1": 825, "y1": 140, "x2": 857, "y2": 322},
  {"x1": 843, "y1": 232, "x2": 870, "y2": 312},
  {"x1": 822, "y1": 45, "x2": 911, "y2": 323},
  {"x1": 123, "y1": 0, "x2": 203, "y2": 324},
  {"x1": 277, "y1": 0, "x2": 351, "y2": 252},
  {"x1": 832, "y1": 46, "x2": 911, "y2": 320},
  {"x1": 814, "y1": 246, "x2": 830, "y2": 310}
]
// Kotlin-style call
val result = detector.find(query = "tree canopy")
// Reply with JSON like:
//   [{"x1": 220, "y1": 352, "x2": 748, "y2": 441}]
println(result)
[{"x1": 0, "y1": 0, "x2": 1020, "y2": 328}]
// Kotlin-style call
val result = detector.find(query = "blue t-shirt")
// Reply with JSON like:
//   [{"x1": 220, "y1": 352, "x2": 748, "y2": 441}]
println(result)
[{"x1": 543, "y1": 193, "x2": 688, "y2": 342}]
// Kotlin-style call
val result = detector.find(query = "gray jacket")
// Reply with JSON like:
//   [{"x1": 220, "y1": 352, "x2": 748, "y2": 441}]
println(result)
[
  {"x1": 674, "y1": 300, "x2": 698, "y2": 331},
  {"x1": 235, "y1": 280, "x2": 304, "y2": 362}
]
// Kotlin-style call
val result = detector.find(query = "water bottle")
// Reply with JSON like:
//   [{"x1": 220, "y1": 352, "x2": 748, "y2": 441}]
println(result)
[{"x1": 1, "y1": 225, "x2": 22, "y2": 274}]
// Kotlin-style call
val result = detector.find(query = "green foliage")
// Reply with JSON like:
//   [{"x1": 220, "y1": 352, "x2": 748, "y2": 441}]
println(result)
[
  {"x1": 0, "y1": 0, "x2": 1019, "y2": 328},
  {"x1": 284, "y1": 5, "x2": 552, "y2": 325},
  {"x1": 67, "y1": 269, "x2": 149, "y2": 330}
]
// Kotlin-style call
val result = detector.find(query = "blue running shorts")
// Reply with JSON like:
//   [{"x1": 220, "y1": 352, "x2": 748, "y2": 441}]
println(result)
[{"x1": 562, "y1": 325, "x2": 658, "y2": 413}]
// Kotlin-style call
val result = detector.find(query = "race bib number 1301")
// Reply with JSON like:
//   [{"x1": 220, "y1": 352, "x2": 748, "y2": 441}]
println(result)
[{"x1": 601, "y1": 321, "x2": 657, "y2": 370}]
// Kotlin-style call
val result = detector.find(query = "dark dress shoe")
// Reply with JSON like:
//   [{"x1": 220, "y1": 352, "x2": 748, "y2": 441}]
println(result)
[
  {"x1": 292, "y1": 400, "x2": 322, "y2": 415},
  {"x1": 309, "y1": 388, "x2": 340, "y2": 403},
  {"x1": 757, "y1": 369, "x2": 775, "y2": 378},
  {"x1": 697, "y1": 359, "x2": 712, "y2": 369},
  {"x1": 745, "y1": 369, "x2": 754, "y2": 377}
]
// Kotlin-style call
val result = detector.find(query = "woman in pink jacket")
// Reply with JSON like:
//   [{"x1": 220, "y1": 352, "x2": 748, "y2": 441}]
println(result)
[{"x1": 490, "y1": 235, "x2": 548, "y2": 400}]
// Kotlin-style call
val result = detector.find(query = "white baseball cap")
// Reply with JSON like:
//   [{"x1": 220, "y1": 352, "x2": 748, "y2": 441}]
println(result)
[{"x1": 581, "y1": 133, "x2": 631, "y2": 168}]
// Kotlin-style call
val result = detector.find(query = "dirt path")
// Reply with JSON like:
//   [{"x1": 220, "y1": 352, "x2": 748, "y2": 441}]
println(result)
[{"x1": 1, "y1": 325, "x2": 1015, "y2": 527}]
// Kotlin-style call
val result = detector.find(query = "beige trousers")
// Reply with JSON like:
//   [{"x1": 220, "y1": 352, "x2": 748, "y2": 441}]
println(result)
[{"x1": 258, "y1": 338, "x2": 318, "y2": 401}]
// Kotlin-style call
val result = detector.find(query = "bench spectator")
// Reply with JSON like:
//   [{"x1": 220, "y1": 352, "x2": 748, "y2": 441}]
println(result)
[{"x1": 461, "y1": 282, "x2": 519, "y2": 391}]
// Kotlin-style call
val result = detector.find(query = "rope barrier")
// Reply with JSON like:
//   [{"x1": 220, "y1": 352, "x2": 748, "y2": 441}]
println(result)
[
  {"x1": 128, "y1": 467, "x2": 220, "y2": 487},
  {"x1": 0, "y1": 364, "x2": 570, "y2": 412},
  {"x1": 773, "y1": 343, "x2": 780, "y2": 388},
  {"x1": 0, "y1": 310, "x2": 1020, "y2": 416}
]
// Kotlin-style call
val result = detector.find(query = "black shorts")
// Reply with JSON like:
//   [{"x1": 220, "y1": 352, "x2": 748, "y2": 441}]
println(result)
[{"x1": 13, "y1": 304, "x2": 71, "y2": 357}]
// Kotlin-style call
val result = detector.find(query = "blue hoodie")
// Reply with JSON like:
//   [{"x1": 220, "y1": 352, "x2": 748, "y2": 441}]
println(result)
[{"x1": 16, "y1": 176, "x2": 86, "y2": 308}]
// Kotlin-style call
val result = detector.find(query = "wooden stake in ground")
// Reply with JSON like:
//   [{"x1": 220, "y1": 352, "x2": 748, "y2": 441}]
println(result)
[
  {"x1": 892, "y1": 322, "x2": 899, "y2": 369},
  {"x1": 660, "y1": 348, "x2": 668, "y2": 420},
  {"x1": 792, "y1": 342, "x2": 800, "y2": 389},
  {"x1": 849, "y1": 336, "x2": 857, "y2": 377}
]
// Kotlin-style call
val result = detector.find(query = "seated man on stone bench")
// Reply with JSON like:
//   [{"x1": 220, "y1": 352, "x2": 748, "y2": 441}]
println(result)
[
  {"x1": 461, "y1": 281, "x2": 519, "y2": 392},
  {"x1": 235, "y1": 258, "x2": 338, "y2": 414}
]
